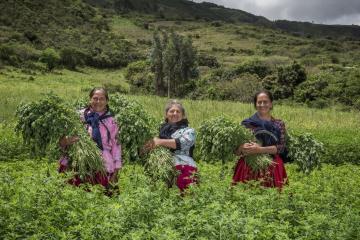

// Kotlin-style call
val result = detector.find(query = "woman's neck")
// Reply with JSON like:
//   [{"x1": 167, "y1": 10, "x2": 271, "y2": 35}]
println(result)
[{"x1": 257, "y1": 112, "x2": 271, "y2": 120}]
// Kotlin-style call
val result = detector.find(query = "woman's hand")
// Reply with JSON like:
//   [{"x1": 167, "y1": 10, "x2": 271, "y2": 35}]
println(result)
[
  {"x1": 153, "y1": 137, "x2": 161, "y2": 147},
  {"x1": 240, "y1": 142, "x2": 262, "y2": 156},
  {"x1": 59, "y1": 136, "x2": 79, "y2": 148},
  {"x1": 140, "y1": 139, "x2": 155, "y2": 155}
]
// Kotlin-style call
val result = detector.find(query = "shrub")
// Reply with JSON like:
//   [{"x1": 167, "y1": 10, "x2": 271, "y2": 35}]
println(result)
[
  {"x1": 109, "y1": 94, "x2": 157, "y2": 163},
  {"x1": 0, "y1": 43, "x2": 39, "y2": 66},
  {"x1": 125, "y1": 60, "x2": 154, "y2": 93},
  {"x1": 60, "y1": 47, "x2": 86, "y2": 70},
  {"x1": 216, "y1": 73, "x2": 262, "y2": 102},
  {"x1": 40, "y1": 48, "x2": 60, "y2": 71},
  {"x1": 197, "y1": 53, "x2": 220, "y2": 68}
]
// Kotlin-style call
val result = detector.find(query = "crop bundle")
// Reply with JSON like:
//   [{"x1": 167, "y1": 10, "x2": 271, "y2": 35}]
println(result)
[
  {"x1": 144, "y1": 147, "x2": 177, "y2": 186},
  {"x1": 287, "y1": 132, "x2": 324, "y2": 174},
  {"x1": 15, "y1": 93, "x2": 105, "y2": 178},
  {"x1": 198, "y1": 116, "x2": 273, "y2": 171},
  {"x1": 109, "y1": 94, "x2": 157, "y2": 163}
]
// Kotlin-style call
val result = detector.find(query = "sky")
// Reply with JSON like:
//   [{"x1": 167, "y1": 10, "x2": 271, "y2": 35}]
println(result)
[{"x1": 192, "y1": 0, "x2": 360, "y2": 26}]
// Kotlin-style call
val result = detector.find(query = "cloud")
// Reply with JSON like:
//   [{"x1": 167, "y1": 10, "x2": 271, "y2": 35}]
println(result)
[{"x1": 193, "y1": 0, "x2": 360, "y2": 25}]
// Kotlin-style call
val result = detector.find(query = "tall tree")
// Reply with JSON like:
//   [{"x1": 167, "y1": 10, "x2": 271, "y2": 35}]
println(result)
[
  {"x1": 150, "y1": 29, "x2": 197, "y2": 97},
  {"x1": 150, "y1": 30, "x2": 165, "y2": 96}
]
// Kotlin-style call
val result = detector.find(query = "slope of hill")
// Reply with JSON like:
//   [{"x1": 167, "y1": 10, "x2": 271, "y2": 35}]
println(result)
[{"x1": 85, "y1": 0, "x2": 360, "y2": 40}]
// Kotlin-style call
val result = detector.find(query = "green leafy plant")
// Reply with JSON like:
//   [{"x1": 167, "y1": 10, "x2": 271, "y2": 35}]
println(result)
[
  {"x1": 109, "y1": 94, "x2": 157, "y2": 163},
  {"x1": 287, "y1": 132, "x2": 324, "y2": 174},
  {"x1": 15, "y1": 93, "x2": 105, "y2": 178},
  {"x1": 144, "y1": 147, "x2": 177, "y2": 186},
  {"x1": 198, "y1": 116, "x2": 273, "y2": 172}
]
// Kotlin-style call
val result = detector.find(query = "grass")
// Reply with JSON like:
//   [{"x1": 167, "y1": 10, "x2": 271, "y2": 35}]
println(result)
[
  {"x1": 2, "y1": 65, "x2": 359, "y2": 138},
  {"x1": 0, "y1": 67, "x2": 128, "y2": 121}
]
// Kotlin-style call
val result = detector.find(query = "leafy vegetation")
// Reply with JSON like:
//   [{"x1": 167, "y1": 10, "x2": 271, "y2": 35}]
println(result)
[
  {"x1": 144, "y1": 147, "x2": 177, "y2": 186},
  {"x1": 287, "y1": 132, "x2": 324, "y2": 174},
  {"x1": 0, "y1": 160, "x2": 359, "y2": 239},
  {"x1": 198, "y1": 116, "x2": 274, "y2": 172},
  {"x1": 15, "y1": 93, "x2": 105, "y2": 178},
  {"x1": 1, "y1": 0, "x2": 360, "y2": 108},
  {"x1": 109, "y1": 94, "x2": 158, "y2": 163}
]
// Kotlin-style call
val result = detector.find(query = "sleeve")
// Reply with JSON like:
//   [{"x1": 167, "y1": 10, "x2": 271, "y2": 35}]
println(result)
[
  {"x1": 175, "y1": 128, "x2": 196, "y2": 152},
  {"x1": 110, "y1": 119, "x2": 122, "y2": 170},
  {"x1": 276, "y1": 120, "x2": 286, "y2": 154}
]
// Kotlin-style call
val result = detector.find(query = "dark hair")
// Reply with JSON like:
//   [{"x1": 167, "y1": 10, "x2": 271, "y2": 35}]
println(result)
[
  {"x1": 253, "y1": 90, "x2": 273, "y2": 108},
  {"x1": 89, "y1": 87, "x2": 109, "y2": 101}
]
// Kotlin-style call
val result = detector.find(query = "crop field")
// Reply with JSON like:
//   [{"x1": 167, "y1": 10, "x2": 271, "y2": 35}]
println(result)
[{"x1": 1, "y1": 67, "x2": 360, "y2": 239}]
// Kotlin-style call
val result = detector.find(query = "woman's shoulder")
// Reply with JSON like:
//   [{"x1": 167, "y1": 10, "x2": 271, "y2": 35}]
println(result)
[
  {"x1": 271, "y1": 117, "x2": 286, "y2": 128},
  {"x1": 174, "y1": 126, "x2": 195, "y2": 135},
  {"x1": 183, "y1": 126, "x2": 195, "y2": 133}
]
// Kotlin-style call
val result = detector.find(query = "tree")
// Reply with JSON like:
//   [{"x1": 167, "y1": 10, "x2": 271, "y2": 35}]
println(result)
[
  {"x1": 263, "y1": 62, "x2": 306, "y2": 100},
  {"x1": 150, "y1": 29, "x2": 197, "y2": 97},
  {"x1": 150, "y1": 30, "x2": 165, "y2": 96}
]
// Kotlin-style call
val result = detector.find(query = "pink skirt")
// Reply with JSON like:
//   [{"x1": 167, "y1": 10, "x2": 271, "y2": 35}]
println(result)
[
  {"x1": 232, "y1": 154, "x2": 288, "y2": 189},
  {"x1": 175, "y1": 165, "x2": 198, "y2": 192}
]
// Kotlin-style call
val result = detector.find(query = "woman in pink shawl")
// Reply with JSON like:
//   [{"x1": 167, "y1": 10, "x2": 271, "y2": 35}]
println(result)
[{"x1": 59, "y1": 87, "x2": 122, "y2": 190}]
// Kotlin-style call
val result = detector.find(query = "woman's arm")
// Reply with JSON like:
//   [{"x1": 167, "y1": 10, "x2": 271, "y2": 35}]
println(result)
[
  {"x1": 153, "y1": 137, "x2": 177, "y2": 149},
  {"x1": 59, "y1": 136, "x2": 79, "y2": 148},
  {"x1": 238, "y1": 142, "x2": 277, "y2": 156}
]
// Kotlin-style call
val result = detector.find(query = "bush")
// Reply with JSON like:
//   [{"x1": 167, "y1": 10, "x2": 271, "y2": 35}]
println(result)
[
  {"x1": 210, "y1": 21, "x2": 223, "y2": 27},
  {"x1": 264, "y1": 62, "x2": 307, "y2": 100},
  {"x1": 223, "y1": 59, "x2": 272, "y2": 81},
  {"x1": 197, "y1": 53, "x2": 220, "y2": 68},
  {"x1": 0, "y1": 43, "x2": 40, "y2": 66},
  {"x1": 40, "y1": 48, "x2": 60, "y2": 71},
  {"x1": 60, "y1": 47, "x2": 86, "y2": 70},
  {"x1": 125, "y1": 60, "x2": 154, "y2": 93},
  {"x1": 216, "y1": 73, "x2": 262, "y2": 101}
]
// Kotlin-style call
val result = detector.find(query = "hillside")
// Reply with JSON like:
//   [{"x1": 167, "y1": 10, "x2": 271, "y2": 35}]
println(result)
[
  {"x1": 85, "y1": 0, "x2": 360, "y2": 40},
  {"x1": 1, "y1": 0, "x2": 360, "y2": 110}
]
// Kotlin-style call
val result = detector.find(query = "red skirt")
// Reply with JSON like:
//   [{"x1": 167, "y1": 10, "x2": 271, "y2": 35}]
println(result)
[
  {"x1": 175, "y1": 165, "x2": 198, "y2": 192},
  {"x1": 59, "y1": 164, "x2": 109, "y2": 188},
  {"x1": 232, "y1": 154, "x2": 288, "y2": 189}
]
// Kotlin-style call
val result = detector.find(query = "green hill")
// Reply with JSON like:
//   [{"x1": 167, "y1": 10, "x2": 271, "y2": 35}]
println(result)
[{"x1": 0, "y1": 0, "x2": 360, "y2": 110}]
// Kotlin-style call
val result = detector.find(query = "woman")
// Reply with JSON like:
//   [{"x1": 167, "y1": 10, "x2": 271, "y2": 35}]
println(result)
[
  {"x1": 232, "y1": 90, "x2": 288, "y2": 189},
  {"x1": 146, "y1": 100, "x2": 197, "y2": 192},
  {"x1": 59, "y1": 87, "x2": 122, "y2": 189}
]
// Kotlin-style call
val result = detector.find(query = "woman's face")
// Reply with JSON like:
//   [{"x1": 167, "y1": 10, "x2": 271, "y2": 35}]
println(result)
[
  {"x1": 166, "y1": 105, "x2": 183, "y2": 124},
  {"x1": 256, "y1": 93, "x2": 272, "y2": 115},
  {"x1": 90, "y1": 90, "x2": 108, "y2": 112}
]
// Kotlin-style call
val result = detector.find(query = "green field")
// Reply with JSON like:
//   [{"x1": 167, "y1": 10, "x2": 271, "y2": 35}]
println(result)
[
  {"x1": 1, "y1": 0, "x2": 360, "y2": 238},
  {"x1": 0, "y1": 65, "x2": 360, "y2": 239}
]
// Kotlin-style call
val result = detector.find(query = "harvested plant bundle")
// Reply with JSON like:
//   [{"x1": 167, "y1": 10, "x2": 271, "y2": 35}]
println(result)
[
  {"x1": 15, "y1": 93, "x2": 105, "y2": 178},
  {"x1": 199, "y1": 116, "x2": 273, "y2": 171},
  {"x1": 144, "y1": 147, "x2": 177, "y2": 185},
  {"x1": 110, "y1": 94, "x2": 157, "y2": 163},
  {"x1": 67, "y1": 126, "x2": 105, "y2": 178},
  {"x1": 15, "y1": 94, "x2": 77, "y2": 157},
  {"x1": 287, "y1": 132, "x2": 324, "y2": 174}
]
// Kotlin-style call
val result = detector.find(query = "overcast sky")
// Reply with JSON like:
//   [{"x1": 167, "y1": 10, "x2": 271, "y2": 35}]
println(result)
[{"x1": 193, "y1": 0, "x2": 360, "y2": 26}]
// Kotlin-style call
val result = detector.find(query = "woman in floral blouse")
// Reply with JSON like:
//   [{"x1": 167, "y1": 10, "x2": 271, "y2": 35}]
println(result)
[{"x1": 147, "y1": 99, "x2": 197, "y2": 192}]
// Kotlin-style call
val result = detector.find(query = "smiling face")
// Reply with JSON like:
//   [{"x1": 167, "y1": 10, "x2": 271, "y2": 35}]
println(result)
[
  {"x1": 255, "y1": 92, "x2": 272, "y2": 116},
  {"x1": 166, "y1": 104, "x2": 184, "y2": 124},
  {"x1": 90, "y1": 90, "x2": 108, "y2": 112}
]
